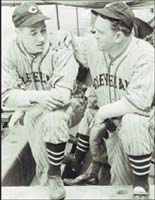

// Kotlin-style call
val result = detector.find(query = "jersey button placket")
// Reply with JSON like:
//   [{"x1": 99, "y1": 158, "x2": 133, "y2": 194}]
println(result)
[{"x1": 109, "y1": 62, "x2": 115, "y2": 103}]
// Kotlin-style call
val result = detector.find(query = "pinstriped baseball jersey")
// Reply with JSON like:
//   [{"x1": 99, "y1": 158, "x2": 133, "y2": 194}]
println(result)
[
  {"x1": 2, "y1": 33, "x2": 79, "y2": 107},
  {"x1": 74, "y1": 33, "x2": 154, "y2": 185},
  {"x1": 75, "y1": 34, "x2": 154, "y2": 116}
]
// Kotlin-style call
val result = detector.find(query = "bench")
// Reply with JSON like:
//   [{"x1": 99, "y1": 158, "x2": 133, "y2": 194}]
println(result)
[{"x1": 2, "y1": 125, "x2": 36, "y2": 186}]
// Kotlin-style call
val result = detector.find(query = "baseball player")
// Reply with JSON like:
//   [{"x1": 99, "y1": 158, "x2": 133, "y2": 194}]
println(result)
[
  {"x1": 62, "y1": 10, "x2": 110, "y2": 184},
  {"x1": 1, "y1": 2, "x2": 81, "y2": 200},
  {"x1": 58, "y1": 2, "x2": 154, "y2": 199}
]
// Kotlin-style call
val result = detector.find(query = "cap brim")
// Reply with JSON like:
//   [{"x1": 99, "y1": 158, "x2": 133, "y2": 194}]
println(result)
[
  {"x1": 93, "y1": 8, "x2": 121, "y2": 21},
  {"x1": 21, "y1": 14, "x2": 50, "y2": 27}
]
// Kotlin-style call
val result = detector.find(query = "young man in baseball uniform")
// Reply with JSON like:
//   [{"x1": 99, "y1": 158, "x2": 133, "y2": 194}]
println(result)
[
  {"x1": 59, "y1": 2, "x2": 154, "y2": 199},
  {"x1": 2, "y1": 2, "x2": 81, "y2": 199}
]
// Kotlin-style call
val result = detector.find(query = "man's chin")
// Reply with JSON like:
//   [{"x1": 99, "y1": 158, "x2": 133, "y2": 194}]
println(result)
[
  {"x1": 97, "y1": 46, "x2": 103, "y2": 51},
  {"x1": 96, "y1": 42, "x2": 102, "y2": 50},
  {"x1": 37, "y1": 45, "x2": 45, "y2": 52},
  {"x1": 34, "y1": 48, "x2": 44, "y2": 54}
]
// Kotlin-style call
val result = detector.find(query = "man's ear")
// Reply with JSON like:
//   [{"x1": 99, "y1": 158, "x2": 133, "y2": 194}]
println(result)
[{"x1": 115, "y1": 31, "x2": 124, "y2": 43}]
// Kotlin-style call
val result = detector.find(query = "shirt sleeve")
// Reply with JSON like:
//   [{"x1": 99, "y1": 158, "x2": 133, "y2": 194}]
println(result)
[
  {"x1": 2, "y1": 44, "x2": 31, "y2": 107},
  {"x1": 124, "y1": 56, "x2": 154, "y2": 115},
  {"x1": 51, "y1": 43, "x2": 79, "y2": 91}
]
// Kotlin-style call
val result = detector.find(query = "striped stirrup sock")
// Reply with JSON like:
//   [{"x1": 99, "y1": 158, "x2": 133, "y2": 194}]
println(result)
[
  {"x1": 75, "y1": 134, "x2": 89, "y2": 162},
  {"x1": 46, "y1": 142, "x2": 66, "y2": 176},
  {"x1": 128, "y1": 154, "x2": 152, "y2": 190}
]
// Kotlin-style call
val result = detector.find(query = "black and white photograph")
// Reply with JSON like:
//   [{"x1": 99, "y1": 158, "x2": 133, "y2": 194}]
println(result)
[{"x1": 1, "y1": 0, "x2": 155, "y2": 199}]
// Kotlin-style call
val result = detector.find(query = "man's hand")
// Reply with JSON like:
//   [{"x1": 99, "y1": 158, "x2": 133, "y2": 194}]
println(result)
[
  {"x1": 51, "y1": 30, "x2": 72, "y2": 50},
  {"x1": 31, "y1": 91, "x2": 68, "y2": 111}
]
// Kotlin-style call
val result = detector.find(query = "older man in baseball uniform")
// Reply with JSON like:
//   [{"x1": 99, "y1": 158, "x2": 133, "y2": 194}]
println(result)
[
  {"x1": 59, "y1": 2, "x2": 154, "y2": 199},
  {"x1": 1, "y1": 2, "x2": 83, "y2": 199}
]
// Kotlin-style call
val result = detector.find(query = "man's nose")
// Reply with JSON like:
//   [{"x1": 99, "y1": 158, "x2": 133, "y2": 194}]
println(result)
[
  {"x1": 90, "y1": 27, "x2": 96, "y2": 34},
  {"x1": 37, "y1": 33, "x2": 45, "y2": 42},
  {"x1": 95, "y1": 32, "x2": 99, "y2": 40}
]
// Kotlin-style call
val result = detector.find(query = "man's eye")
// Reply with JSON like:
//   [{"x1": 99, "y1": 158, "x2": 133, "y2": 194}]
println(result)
[
  {"x1": 41, "y1": 29, "x2": 46, "y2": 33},
  {"x1": 30, "y1": 32, "x2": 37, "y2": 36},
  {"x1": 91, "y1": 30, "x2": 96, "y2": 34}
]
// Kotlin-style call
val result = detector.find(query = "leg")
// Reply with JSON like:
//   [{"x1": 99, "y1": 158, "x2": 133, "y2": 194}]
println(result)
[
  {"x1": 25, "y1": 107, "x2": 70, "y2": 199},
  {"x1": 69, "y1": 86, "x2": 99, "y2": 169},
  {"x1": 120, "y1": 113, "x2": 154, "y2": 199},
  {"x1": 43, "y1": 109, "x2": 71, "y2": 200},
  {"x1": 89, "y1": 119, "x2": 118, "y2": 184},
  {"x1": 64, "y1": 109, "x2": 111, "y2": 185},
  {"x1": 106, "y1": 132, "x2": 133, "y2": 185},
  {"x1": 63, "y1": 108, "x2": 97, "y2": 173}
]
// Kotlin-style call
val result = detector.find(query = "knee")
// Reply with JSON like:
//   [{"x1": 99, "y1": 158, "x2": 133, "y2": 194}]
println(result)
[
  {"x1": 121, "y1": 113, "x2": 135, "y2": 126},
  {"x1": 48, "y1": 110, "x2": 69, "y2": 129}
]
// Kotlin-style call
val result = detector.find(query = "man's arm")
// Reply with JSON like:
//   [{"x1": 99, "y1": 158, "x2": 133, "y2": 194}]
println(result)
[
  {"x1": 2, "y1": 41, "x2": 77, "y2": 110},
  {"x1": 49, "y1": 38, "x2": 79, "y2": 102},
  {"x1": 94, "y1": 55, "x2": 154, "y2": 124},
  {"x1": 50, "y1": 31, "x2": 95, "y2": 69},
  {"x1": 2, "y1": 50, "x2": 64, "y2": 109},
  {"x1": 2, "y1": 45, "x2": 32, "y2": 108},
  {"x1": 72, "y1": 33, "x2": 98, "y2": 69}
]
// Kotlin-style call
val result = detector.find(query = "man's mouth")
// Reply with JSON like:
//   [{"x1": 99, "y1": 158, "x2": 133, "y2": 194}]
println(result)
[
  {"x1": 97, "y1": 41, "x2": 101, "y2": 46},
  {"x1": 37, "y1": 43, "x2": 44, "y2": 47}
]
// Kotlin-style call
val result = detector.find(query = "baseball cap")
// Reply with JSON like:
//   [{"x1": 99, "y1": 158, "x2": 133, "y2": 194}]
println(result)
[
  {"x1": 91, "y1": 2, "x2": 134, "y2": 30},
  {"x1": 12, "y1": 2, "x2": 50, "y2": 28}
]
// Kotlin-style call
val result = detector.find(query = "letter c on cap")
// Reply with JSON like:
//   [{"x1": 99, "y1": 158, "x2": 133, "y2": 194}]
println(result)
[{"x1": 28, "y1": 6, "x2": 38, "y2": 13}]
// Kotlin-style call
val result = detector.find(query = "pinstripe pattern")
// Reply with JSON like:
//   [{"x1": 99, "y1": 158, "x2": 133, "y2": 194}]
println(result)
[
  {"x1": 74, "y1": 26, "x2": 154, "y2": 186},
  {"x1": 120, "y1": 113, "x2": 154, "y2": 155},
  {"x1": 105, "y1": 112, "x2": 154, "y2": 185},
  {"x1": 22, "y1": 98, "x2": 83, "y2": 184},
  {"x1": 76, "y1": 35, "x2": 153, "y2": 111},
  {"x1": 2, "y1": 29, "x2": 82, "y2": 187},
  {"x1": 2, "y1": 34, "x2": 79, "y2": 118},
  {"x1": 23, "y1": 107, "x2": 49, "y2": 185},
  {"x1": 148, "y1": 105, "x2": 155, "y2": 140},
  {"x1": 106, "y1": 133, "x2": 133, "y2": 185}
]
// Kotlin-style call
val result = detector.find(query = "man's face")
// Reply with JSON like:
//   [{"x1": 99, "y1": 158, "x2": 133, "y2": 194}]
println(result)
[
  {"x1": 94, "y1": 16, "x2": 117, "y2": 51},
  {"x1": 18, "y1": 21, "x2": 47, "y2": 54}
]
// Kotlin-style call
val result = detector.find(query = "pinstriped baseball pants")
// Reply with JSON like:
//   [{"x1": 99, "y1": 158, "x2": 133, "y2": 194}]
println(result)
[
  {"x1": 24, "y1": 107, "x2": 70, "y2": 184},
  {"x1": 23, "y1": 100, "x2": 86, "y2": 184},
  {"x1": 76, "y1": 108, "x2": 154, "y2": 185},
  {"x1": 106, "y1": 113, "x2": 154, "y2": 185}
]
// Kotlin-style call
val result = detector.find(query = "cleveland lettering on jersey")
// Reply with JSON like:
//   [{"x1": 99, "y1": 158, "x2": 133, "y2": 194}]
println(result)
[
  {"x1": 24, "y1": 72, "x2": 50, "y2": 84},
  {"x1": 93, "y1": 73, "x2": 129, "y2": 90}
]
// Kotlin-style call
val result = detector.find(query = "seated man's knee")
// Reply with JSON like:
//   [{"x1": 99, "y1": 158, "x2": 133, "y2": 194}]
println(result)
[{"x1": 121, "y1": 113, "x2": 136, "y2": 126}]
